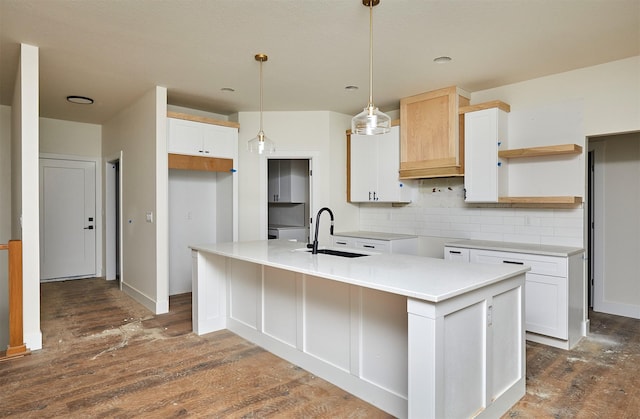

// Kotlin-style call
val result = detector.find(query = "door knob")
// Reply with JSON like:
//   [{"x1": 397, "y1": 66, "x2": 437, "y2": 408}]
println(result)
[{"x1": 84, "y1": 226, "x2": 94, "y2": 230}]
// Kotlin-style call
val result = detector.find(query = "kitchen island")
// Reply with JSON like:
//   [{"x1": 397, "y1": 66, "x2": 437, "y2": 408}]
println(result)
[{"x1": 190, "y1": 239, "x2": 528, "y2": 418}]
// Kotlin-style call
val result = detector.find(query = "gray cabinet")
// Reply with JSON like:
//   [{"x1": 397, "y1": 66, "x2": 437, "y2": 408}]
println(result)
[{"x1": 268, "y1": 159, "x2": 307, "y2": 203}]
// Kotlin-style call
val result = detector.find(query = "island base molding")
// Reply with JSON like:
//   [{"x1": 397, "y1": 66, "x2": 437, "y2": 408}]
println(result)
[{"x1": 192, "y1": 249, "x2": 526, "y2": 418}]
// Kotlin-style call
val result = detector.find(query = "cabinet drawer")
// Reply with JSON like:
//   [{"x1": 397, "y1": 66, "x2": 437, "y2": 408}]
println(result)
[
  {"x1": 354, "y1": 240, "x2": 388, "y2": 253},
  {"x1": 332, "y1": 236, "x2": 356, "y2": 248},
  {"x1": 444, "y1": 247, "x2": 470, "y2": 263},
  {"x1": 470, "y1": 249, "x2": 567, "y2": 277}
]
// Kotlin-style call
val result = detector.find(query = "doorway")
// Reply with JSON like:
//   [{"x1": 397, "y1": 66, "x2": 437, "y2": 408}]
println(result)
[
  {"x1": 105, "y1": 157, "x2": 122, "y2": 285},
  {"x1": 588, "y1": 132, "x2": 640, "y2": 319},
  {"x1": 39, "y1": 158, "x2": 97, "y2": 281},
  {"x1": 267, "y1": 158, "x2": 311, "y2": 244}
]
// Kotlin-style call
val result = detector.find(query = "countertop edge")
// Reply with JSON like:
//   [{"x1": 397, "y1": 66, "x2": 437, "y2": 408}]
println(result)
[{"x1": 445, "y1": 239, "x2": 584, "y2": 257}]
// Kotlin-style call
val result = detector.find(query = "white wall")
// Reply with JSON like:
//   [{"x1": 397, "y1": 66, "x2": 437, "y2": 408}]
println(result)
[
  {"x1": 472, "y1": 56, "x2": 640, "y2": 137},
  {"x1": 102, "y1": 86, "x2": 168, "y2": 314},
  {"x1": 235, "y1": 111, "x2": 358, "y2": 245},
  {"x1": 12, "y1": 44, "x2": 42, "y2": 350},
  {"x1": 0, "y1": 105, "x2": 11, "y2": 349},
  {"x1": 39, "y1": 117, "x2": 101, "y2": 157},
  {"x1": 592, "y1": 133, "x2": 640, "y2": 318},
  {"x1": 168, "y1": 169, "x2": 218, "y2": 295},
  {"x1": 168, "y1": 104, "x2": 229, "y2": 122}
]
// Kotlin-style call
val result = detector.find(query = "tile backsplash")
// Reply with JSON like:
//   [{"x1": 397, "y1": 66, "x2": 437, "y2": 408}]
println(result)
[{"x1": 359, "y1": 178, "x2": 584, "y2": 248}]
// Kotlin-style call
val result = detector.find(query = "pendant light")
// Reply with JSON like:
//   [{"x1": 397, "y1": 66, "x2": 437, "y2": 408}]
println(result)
[
  {"x1": 351, "y1": 0, "x2": 391, "y2": 136},
  {"x1": 247, "y1": 53, "x2": 276, "y2": 154}
]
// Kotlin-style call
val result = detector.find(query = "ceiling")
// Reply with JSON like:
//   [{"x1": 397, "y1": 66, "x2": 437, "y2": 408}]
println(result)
[{"x1": 1, "y1": 0, "x2": 639, "y2": 125}]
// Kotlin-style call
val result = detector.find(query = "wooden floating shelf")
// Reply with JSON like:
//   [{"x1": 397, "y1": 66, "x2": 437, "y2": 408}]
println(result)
[
  {"x1": 459, "y1": 100, "x2": 511, "y2": 114},
  {"x1": 168, "y1": 153, "x2": 233, "y2": 173},
  {"x1": 167, "y1": 111, "x2": 240, "y2": 129},
  {"x1": 498, "y1": 196, "x2": 583, "y2": 205},
  {"x1": 499, "y1": 144, "x2": 582, "y2": 159}
]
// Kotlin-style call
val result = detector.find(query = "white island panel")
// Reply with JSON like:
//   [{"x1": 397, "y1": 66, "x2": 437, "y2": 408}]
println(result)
[
  {"x1": 360, "y1": 288, "x2": 408, "y2": 397},
  {"x1": 443, "y1": 301, "x2": 485, "y2": 418},
  {"x1": 229, "y1": 259, "x2": 260, "y2": 329},
  {"x1": 263, "y1": 266, "x2": 298, "y2": 347},
  {"x1": 304, "y1": 275, "x2": 351, "y2": 371},
  {"x1": 492, "y1": 287, "x2": 524, "y2": 399}
]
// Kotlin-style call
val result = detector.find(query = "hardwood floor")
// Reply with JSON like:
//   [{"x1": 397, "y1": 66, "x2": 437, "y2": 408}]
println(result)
[{"x1": 1, "y1": 278, "x2": 638, "y2": 418}]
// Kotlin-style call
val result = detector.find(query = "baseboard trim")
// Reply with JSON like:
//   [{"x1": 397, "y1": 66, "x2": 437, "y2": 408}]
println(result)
[{"x1": 121, "y1": 281, "x2": 158, "y2": 314}]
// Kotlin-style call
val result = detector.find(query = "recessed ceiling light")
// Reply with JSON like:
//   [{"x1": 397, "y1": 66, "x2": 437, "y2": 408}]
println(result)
[
  {"x1": 433, "y1": 56, "x2": 452, "y2": 64},
  {"x1": 66, "y1": 95, "x2": 94, "y2": 104},
  {"x1": 220, "y1": 87, "x2": 235, "y2": 92},
  {"x1": 345, "y1": 85, "x2": 359, "y2": 91}
]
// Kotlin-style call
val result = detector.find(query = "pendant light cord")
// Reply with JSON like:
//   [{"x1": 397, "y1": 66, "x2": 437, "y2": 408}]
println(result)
[
  {"x1": 259, "y1": 58, "x2": 264, "y2": 135},
  {"x1": 368, "y1": 0, "x2": 374, "y2": 109}
]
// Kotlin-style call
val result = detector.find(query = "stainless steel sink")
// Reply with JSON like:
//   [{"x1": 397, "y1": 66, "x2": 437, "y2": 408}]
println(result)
[{"x1": 307, "y1": 249, "x2": 369, "y2": 258}]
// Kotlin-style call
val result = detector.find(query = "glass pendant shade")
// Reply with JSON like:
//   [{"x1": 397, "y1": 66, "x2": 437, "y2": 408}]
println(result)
[
  {"x1": 352, "y1": 0, "x2": 390, "y2": 136},
  {"x1": 352, "y1": 104, "x2": 391, "y2": 135},
  {"x1": 247, "y1": 53, "x2": 275, "y2": 154},
  {"x1": 247, "y1": 130, "x2": 276, "y2": 154}
]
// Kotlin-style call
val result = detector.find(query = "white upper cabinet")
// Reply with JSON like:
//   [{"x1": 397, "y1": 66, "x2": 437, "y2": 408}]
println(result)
[
  {"x1": 268, "y1": 159, "x2": 307, "y2": 203},
  {"x1": 349, "y1": 125, "x2": 413, "y2": 203},
  {"x1": 464, "y1": 105, "x2": 509, "y2": 203},
  {"x1": 168, "y1": 117, "x2": 236, "y2": 159}
]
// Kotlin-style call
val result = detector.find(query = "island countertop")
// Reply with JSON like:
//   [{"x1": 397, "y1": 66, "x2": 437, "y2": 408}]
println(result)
[{"x1": 191, "y1": 239, "x2": 528, "y2": 303}]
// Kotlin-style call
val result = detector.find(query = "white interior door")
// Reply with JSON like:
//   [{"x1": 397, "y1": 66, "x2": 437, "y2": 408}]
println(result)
[{"x1": 40, "y1": 158, "x2": 96, "y2": 280}]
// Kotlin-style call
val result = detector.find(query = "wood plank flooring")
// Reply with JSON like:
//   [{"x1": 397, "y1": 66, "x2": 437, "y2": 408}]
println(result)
[{"x1": 1, "y1": 278, "x2": 638, "y2": 418}]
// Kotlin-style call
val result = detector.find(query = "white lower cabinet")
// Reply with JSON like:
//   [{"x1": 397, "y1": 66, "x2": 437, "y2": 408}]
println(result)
[
  {"x1": 443, "y1": 247, "x2": 470, "y2": 262},
  {"x1": 445, "y1": 245, "x2": 585, "y2": 349}
]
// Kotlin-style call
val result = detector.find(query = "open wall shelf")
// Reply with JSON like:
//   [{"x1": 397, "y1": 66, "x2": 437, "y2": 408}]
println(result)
[{"x1": 499, "y1": 144, "x2": 582, "y2": 159}]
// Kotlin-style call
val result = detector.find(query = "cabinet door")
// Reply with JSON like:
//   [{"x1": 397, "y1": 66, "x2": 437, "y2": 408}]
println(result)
[
  {"x1": 278, "y1": 160, "x2": 307, "y2": 203},
  {"x1": 350, "y1": 134, "x2": 378, "y2": 202},
  {"x1": 525, "y1": 273, "x2": 568, "y2": 339},
  {"x1": 400, "y1": 86, "x2": 469, "y2": 178},
  {"x1": 268, "y1": 160, "x2": 281, "y2": 202},
  {"x1": 376, "y1": 126, "x2": 403, "y2": 202},
  {"x1": 168, "y1": 118, "x2": 205, "y2": 155},
  {"x1": 464, "y1": 108, "x2": 508, "y2": 202},
  {"x1": 203, "y1": 124, "x2": 236, "y2": 159}
]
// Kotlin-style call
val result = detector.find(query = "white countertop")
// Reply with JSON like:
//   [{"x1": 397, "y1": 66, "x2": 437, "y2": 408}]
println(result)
[
  {"x1": 333, "y1": 231, "x2": 418, "y2": 240},
  {"x1": 445, "y1": 239, "x2": 584, "y2": 257},
  {"x1": 191, "y1": 240, "x2": 528, "y2": 303}
]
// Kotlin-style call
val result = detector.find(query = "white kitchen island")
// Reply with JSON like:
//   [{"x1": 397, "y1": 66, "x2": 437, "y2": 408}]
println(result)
[{"x1": 190, "y1": 239, "x2": 529, "y2": 418}]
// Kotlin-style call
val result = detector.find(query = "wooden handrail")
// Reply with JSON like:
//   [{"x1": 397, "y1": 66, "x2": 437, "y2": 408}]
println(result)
[{"x1": 1, "y1": 240, "x2": 28, "y2": 359}]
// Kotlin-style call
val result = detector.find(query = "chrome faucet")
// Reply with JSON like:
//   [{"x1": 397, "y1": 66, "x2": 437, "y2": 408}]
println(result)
[{"x1": 309, "y1": 207, "x2": 334, "y2": 254}]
